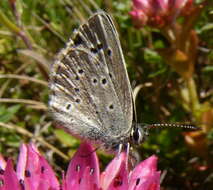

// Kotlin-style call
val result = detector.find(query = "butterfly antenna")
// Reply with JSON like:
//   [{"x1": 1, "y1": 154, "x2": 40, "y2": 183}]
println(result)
[{"x1": 146, "y1": 123, "x2": 200, "y2": 131}]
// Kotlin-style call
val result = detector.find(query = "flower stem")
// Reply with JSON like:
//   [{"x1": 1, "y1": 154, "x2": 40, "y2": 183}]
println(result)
[{"x1": 185, "y1": 77, "x2": 200, "y2": 120}]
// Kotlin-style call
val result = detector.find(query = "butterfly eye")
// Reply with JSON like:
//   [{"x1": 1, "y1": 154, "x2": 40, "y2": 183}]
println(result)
[{"x1": 131, "y1": 127, "x2": 142, "y2": 145}]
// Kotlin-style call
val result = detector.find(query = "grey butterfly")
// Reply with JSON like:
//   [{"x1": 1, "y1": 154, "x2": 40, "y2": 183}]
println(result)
[
  {"x1": 49, "y1": 11, "x2": 140, "y2": 152},
  {"x1": 49, "y1": 12, "x2": 197, "y2": 153}
]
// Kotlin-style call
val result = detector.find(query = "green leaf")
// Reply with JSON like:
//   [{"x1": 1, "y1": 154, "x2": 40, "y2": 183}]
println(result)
[
  {"x1": 54, "y1": 129, "x2": 79, "y2": 147},
  {"x1": 148, "y1": 67, "x2": 167, "y2": 78},
  {"x1": 203, "y1": 65, "x2": 213, "y2": 72},
  {"x1": 197, "y1": 23, "x2": 213, "y2": 34},
  {"x1": 0, "y1": 105, "x2": 21, "y2": 122},
  {"x1": 144, "y1": 48, "x2": 162, "y2": 64}
]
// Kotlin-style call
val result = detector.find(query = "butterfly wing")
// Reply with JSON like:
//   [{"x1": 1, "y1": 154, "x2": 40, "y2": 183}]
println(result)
[
  {"x1": 70, "y1": 12, "x2": 133, "y2": 129},
  {"x1": 49, "y1": 12, "x2": 133, "y2": 146}
]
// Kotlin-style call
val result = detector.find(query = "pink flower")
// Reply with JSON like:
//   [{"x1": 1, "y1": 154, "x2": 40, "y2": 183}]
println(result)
[
  {"x1": 0, "y1": 143, "x2": 160, "y2": 190},
  {"x1": 130, "y1": 0, "x2": 194, "y2": 27},
  {"x1": 0, "y1": 144, "x2": 60, "y2": 190}
]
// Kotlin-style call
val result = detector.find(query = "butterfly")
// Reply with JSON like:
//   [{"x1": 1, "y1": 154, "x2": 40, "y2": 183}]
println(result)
[{"x1": 49, "y1": 11, "x2": 197, "y2": 153}]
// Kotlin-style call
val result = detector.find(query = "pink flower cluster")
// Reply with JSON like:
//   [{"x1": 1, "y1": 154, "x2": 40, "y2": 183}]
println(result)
[
  {"x1": 0, "y1": 143, "x2": 160, "y2": 190},
  {"x1": 130, "y1": 0, "x2": 194, "y2": 27}
]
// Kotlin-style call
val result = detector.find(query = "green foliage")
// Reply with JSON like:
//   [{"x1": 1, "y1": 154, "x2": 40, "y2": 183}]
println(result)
[
  {"x1": 0, "y1": 105, "x2": 21, "y2": 122},
  {"x1": 54, "y1": 129, "x2": 79, "y2": 148}
]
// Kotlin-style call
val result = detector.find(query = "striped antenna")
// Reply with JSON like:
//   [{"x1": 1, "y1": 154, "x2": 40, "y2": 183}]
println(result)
[{"x1": 146, "y1": 123, "x2": 200, "y2": 130}]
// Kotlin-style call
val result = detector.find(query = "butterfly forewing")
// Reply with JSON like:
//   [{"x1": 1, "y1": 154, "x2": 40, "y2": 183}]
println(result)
[
  {"x1": 71, "y1": 12, "x2": 133, "y2": 128},
  {"x1": 49, "y1": 12, "x2": 133, "y2": 148}
]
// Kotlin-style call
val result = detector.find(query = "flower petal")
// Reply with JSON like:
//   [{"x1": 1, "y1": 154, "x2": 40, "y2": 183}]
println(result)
[
  {"x1": 3, "y1": 160, "x2": 21, "y2": 190},
  {"x1": 0, "y1": 155, "x2": 6, "y2": 170},
  {"x1": 16, "y1": 144, "x2": 27, "y2": 181},
  {"x1": 129, "y1": 9, "x2": 148, "y2": 27},
  {"x1": 24, "y1": 144, "x2": 59, "y2": 190},
  {"x1": 130, "y1": 0, "x2": 194, "y2": 27},
  {"x1": 36, "y1": 150, "x2": 60, "y2": 189},
  {"x1": 101, "y1": 152, "x2": 128, "y2": 190},
  {"x1": 79, "y1": 166, "x2": 99, "y2": 190},
  {"x1": 129, "y1": 155, "x2": 160, "y2": 190},
  {"x1": 138, "y1": 172, "x2": 160, "y2": 190},
  {"x1": 132, "y1": 0, "x2": 151, "y2": 13},
  {"x1": 65, "y1": 142, "x2": 100, "y2": 189}
]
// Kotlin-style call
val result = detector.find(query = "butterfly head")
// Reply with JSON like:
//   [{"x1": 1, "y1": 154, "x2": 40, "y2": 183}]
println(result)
[
  {"x1": 130, "y1": 123, "x2": 199, "y2": 146},
  {"x1": 130, "y1": 124, "x2": 149, "y2": 146}
]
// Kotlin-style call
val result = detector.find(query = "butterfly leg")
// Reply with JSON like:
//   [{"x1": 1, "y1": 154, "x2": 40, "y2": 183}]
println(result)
[{"x1": 117, "y1": 143, "x2": 123, "y2": 155}]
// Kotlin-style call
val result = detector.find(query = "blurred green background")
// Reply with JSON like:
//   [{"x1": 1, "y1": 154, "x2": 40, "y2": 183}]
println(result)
[{"x1": 0, "y1": 0, "x2": 212, "y2": 189}]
